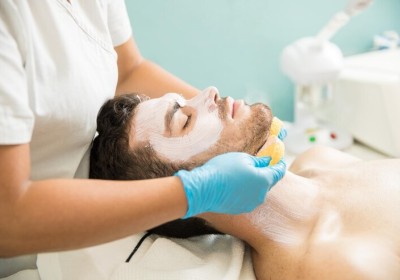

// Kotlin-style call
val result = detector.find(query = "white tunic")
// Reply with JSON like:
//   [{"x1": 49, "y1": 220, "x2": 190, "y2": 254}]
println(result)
[
  {"x1": 0, "y1": 0, "x2": 131, "y2": 277},
  {"x1": 0, "y1": 0, "x2": 132, "y2": 179}
]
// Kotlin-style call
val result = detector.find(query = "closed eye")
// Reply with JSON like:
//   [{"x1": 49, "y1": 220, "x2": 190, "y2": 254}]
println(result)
[{"x1": 183, "y1": 114, "x2": 192, "y2": 129}]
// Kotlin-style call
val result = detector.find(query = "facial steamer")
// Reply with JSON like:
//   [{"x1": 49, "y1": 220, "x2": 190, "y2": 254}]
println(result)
[{"x1": 280, "y1": 0, "x2": 373, "y2": 154}]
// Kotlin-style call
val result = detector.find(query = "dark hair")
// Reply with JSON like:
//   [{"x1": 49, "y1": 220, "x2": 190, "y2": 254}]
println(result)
[{"x1": 90, "y1": 93, "x2": 222, "y2": 238}]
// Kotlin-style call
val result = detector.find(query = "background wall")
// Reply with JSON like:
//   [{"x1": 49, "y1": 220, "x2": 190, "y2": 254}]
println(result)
[{"x1": 125, "y1": 0, "x2": 400, "y2": 121}]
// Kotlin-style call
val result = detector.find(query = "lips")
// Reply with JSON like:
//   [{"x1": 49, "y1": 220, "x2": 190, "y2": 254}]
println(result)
[
  {"x1": 226, "y1": 97, "x2": 244, "y2": 119},
  {"x1": 233, "y1": 100, "x2": 243, "y2": 118},
  {"x1": 226, "y1": 97, "x2": 234, "y2": 118}
]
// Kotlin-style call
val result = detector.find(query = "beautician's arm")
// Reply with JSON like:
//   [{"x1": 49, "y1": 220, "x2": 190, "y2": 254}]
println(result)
[
  {"x1": 0, "y1": 144, "x2": 187, "y2": 256},
  {"x1": 115, "y1": 37, "x2": 199, "y2": 99},
  {"x1": 0, "y1": 145, "x2": 284, "y2": 256}
]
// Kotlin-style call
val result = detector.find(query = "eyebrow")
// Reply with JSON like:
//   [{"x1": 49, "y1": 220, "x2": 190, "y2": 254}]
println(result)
[{"x1": 165, "y1": 101, "x2": 180, "y2": 133}]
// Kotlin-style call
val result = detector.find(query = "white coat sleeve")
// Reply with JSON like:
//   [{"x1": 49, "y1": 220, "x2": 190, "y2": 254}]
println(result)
[
  {"x1": 0, "y1": 4, "x2": 33, "y2": 144},
  {"x1": 107, "y1": 0, "x2": 132, "y2": 47}
]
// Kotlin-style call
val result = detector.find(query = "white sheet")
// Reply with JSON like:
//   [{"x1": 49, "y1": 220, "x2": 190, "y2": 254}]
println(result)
[
  {"x1": 1, "y1": 270, "x2": 40, "y2": 280},
  {"x1": 37, "y1": 233, "x2": 255, "y2": 280}
]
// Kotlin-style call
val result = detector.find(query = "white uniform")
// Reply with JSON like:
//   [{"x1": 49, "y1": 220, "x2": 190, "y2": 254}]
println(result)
[{"x1": 0, "y1": 0, "x2": 131, "y2": 277}]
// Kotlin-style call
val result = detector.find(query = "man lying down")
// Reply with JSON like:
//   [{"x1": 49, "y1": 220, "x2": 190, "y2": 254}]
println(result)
[{"x1": 90, "y1": 87, "x2": 400, "y2": 280}]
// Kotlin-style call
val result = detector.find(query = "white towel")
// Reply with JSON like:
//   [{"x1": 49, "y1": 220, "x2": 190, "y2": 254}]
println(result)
[{"x1": 37, "y1": 234, "x2": 255, "y2": 280}]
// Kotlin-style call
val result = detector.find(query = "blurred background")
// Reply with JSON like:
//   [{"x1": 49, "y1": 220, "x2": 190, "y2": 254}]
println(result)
[{"x1": 125, "y1": 0, "x2": 400, "y2": 121}]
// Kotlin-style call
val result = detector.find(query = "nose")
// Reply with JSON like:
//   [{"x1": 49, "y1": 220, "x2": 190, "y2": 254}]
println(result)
[{"x1": 202, "y1": 86, "x2": 220, "y2": 104}]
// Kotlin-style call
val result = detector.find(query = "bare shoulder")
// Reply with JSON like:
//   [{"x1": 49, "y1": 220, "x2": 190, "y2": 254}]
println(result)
[
  {"x1": 289, "y1": 146, "x2": 361, "y2": 177},
  {"x1": 297, "y1": 237, "x2": 400, "y2": 280}
]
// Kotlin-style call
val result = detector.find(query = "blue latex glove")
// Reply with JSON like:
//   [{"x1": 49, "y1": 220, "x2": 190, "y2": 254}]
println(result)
[
  {"x1": 278, "y1": 127, "x2": 287, "y2": 141},
  {"x1": 175, "y1": 152, "x2": 286, "y2": 218}
]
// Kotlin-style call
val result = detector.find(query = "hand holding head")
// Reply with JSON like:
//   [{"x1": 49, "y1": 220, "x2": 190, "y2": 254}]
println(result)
[
  {"x1": 256, "y1": 117, "x2": 286, "y2": 165},
  {"x1": 176, "y1": 152, "x2": 287, "y2": 218}
]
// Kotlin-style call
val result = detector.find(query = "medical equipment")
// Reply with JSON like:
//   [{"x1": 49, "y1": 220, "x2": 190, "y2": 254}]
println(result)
[
  {"x1": 257, "y1": 117, "x2": 285, "y2": 165},
  {"x1": 280, "y1": 0, "x2": 373, "y2": 154},
  {"x1": 320, "y1": 49, "x2": 400, "y2": 157}
]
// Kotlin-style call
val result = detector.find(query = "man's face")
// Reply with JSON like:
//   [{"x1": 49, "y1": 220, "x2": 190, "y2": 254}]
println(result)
[{"x1": 131, "y1": 87, "x2": 273, "y2": 163}]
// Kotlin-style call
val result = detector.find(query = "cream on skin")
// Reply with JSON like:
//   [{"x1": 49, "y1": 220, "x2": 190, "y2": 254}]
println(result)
[
  {"x1": 134, "y1": 87, "x2": 224, "y2": 162},
  {"x1": 135, "y1": 88, "x2": 317, "y2": 246},
  {"x1": 201, "y1": 155, "x2": 400, "y2": 279},
  {"x1": 130, "y1": 88, "x2": 400, "y2": 278},
  {"x1": 246, "y1": 174, "x2": 321, "y2": 246}
]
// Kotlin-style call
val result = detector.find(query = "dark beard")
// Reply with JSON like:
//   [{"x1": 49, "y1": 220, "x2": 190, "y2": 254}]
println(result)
[
  {"x1": 214, "y1": 101, "x2": 272, "y2": 155},
  {"x1": 184, "y1": 100, "x2": 273, "y2": 169},
  {"x1": 238, "y1": 103, "x2": 272, "y2": 155}
]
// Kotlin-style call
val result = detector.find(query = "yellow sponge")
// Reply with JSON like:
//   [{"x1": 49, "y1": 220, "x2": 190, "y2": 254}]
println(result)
[
  {"x1": 256, "y1": 117, "x2": 285, "y2": 165},
  {"x1": 269, "y1": 117, "x2": 283, "y2": 138}
]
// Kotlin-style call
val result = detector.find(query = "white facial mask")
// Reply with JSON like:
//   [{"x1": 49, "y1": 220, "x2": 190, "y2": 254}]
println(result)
[
  {"x1": 134, "y1": 90, "x2": 223, "y2": 162},
  {"x1": 247, "y1": 177, "x2": 320, "y2": 246}
]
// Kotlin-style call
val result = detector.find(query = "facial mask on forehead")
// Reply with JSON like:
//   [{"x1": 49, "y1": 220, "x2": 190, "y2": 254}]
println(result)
[
  {"x1": 135, "y1": 93, "x2": 223, "y2": 162},
  {"x1": 134, "y1": 98, "x2": 169, "y2": 141}
]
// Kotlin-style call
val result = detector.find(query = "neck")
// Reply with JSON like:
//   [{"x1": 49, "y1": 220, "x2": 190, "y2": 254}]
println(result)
[{"x1": 201, "y1": 171, "x2": 321, "y2": 248}]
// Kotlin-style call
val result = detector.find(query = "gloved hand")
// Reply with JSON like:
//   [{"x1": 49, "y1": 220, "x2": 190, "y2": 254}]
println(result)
[
  {"x1": 175, "y1": 152, "x2": 286, "y2": 218},
  {"x1": 278, "y1": 127, "x2": 287, "y2": 141}
]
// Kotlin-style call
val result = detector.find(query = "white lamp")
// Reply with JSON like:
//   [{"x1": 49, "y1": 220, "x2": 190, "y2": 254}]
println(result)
[{"x1": 280, "y1": 0, "x2": 373, "y2": 154}]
